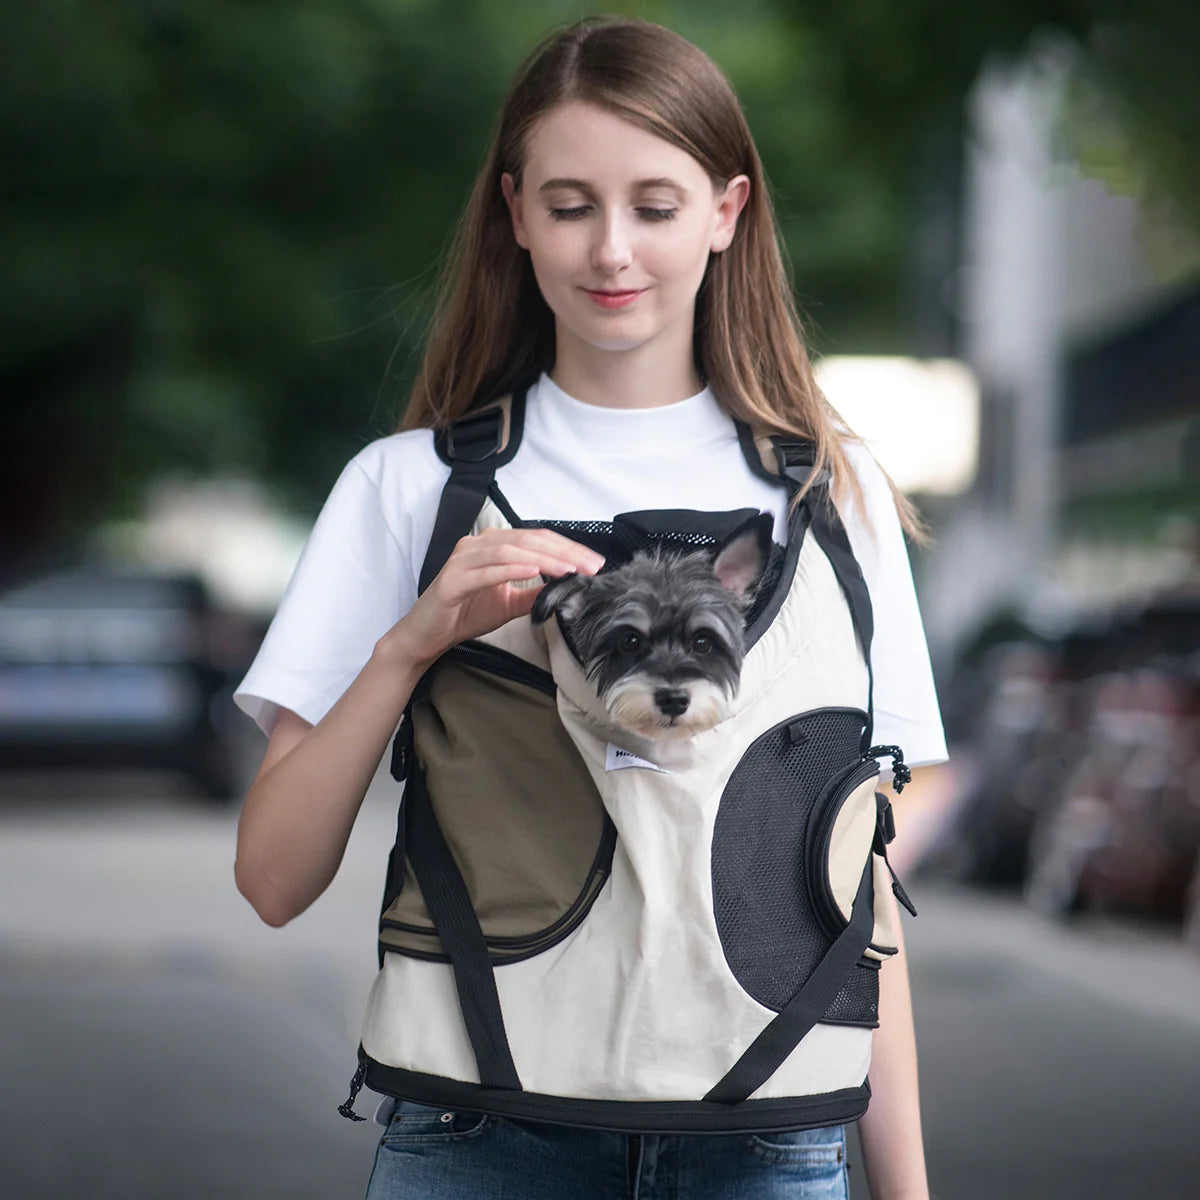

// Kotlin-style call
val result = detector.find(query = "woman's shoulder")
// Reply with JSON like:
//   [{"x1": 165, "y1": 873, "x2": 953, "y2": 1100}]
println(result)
[
  {"x1": 343, "y1": 427, "x2": 453, "y2": 501},
  {"x1": 833, "y1": 433, "x2": 894, "y2": 528},
  {"x1": 347, "y1": 425, "x2": 445, "y2": 485}
]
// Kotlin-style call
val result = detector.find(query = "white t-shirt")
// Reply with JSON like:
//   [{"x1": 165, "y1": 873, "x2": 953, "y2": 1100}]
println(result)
[{"x1": 234, "y1": 371, "x2": 948, "y2": 767}]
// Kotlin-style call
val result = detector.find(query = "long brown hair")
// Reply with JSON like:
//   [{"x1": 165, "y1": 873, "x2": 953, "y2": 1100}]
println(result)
[{"x1": 400, "y1": 15, "x2": 929, "y2": 546}]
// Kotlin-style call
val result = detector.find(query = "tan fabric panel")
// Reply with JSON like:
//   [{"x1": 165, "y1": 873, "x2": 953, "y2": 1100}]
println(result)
[
  {"x1": 865, "y1": 852, "x2": 900, "y2": 961},
  {"x1": 754, "y1": 432, "x2": 780, "y2": 476},
  {"x1": 827, "y1": 777, "x2": 879, "y2": 919},
  {"x1": 825, "y1": 776, "x2": 901, "y2": 962},
  {"x1": 381, "y1": 661, "x2": 607, "y2": 954}
]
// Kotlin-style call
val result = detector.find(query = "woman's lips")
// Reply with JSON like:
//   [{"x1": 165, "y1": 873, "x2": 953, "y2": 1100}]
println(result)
[{"x1": 583, "y1": 287, "x2": 647, "y2": 309}]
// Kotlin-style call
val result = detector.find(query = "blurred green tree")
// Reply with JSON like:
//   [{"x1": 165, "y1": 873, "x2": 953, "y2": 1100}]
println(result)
[{"x1": 0, "y1": 0, "x2": 1193, "y2": 571}]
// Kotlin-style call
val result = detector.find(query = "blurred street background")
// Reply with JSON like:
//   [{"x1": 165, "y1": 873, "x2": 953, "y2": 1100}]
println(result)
[{"x1": 2, "y1": 2, "x2": 1198, "y2": 1197}]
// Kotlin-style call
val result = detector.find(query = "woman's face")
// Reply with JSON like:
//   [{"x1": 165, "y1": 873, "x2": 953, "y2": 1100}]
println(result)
[{"x1": 501, "y1": 100, "x2": 749, "y2": 359}]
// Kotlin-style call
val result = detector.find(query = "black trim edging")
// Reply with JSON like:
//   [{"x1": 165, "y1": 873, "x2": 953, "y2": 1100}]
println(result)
[{"x1": 355, "y1": 1050, "x2": 871, "y2": 1135}]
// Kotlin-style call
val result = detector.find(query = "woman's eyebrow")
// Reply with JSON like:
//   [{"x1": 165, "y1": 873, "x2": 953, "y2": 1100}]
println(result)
[{"x1": 537, "y1": 176, "x2": 689, "y2": 198}]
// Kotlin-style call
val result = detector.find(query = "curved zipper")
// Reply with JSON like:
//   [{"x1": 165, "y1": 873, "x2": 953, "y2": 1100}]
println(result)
[
  {"x1": 806, "y1": 756, "x2": 880, "y2": 938},
  {"x1": 445, "y1": 639, "x2": 556, "y2": 696},
  {"x1": 381, "y1": 818, "x2": 616, "y2": 960},
  {"x1": 383, "y1": 637, "x2": 613, "y2": 962}
]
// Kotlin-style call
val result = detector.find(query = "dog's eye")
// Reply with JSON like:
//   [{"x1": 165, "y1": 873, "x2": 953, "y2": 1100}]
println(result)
[
  {"x1": 691, "y1": 632, "x2": 713, "y2": 654},
  {"x1": 618, "y1": 632, "x2": 643, "y2": 655}
]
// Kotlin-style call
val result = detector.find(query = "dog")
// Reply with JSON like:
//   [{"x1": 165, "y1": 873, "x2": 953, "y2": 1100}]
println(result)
[{"x1": 530, "y1": 513, "x2": 774, "y2": 742}]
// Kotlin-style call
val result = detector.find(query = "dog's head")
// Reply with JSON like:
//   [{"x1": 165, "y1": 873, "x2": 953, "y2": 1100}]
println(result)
[{"x1": 530, "y1": 513, "x2": 774, "y2": 740}]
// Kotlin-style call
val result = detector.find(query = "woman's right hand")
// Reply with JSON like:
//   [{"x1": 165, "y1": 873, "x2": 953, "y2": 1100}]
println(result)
[{"x1": 385, "y1": 528, "x2": 606, "y2": 667}]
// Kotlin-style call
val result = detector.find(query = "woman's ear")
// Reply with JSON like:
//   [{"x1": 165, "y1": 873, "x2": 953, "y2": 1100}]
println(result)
[
  {"x1": 500, "y1": 172, "x2": 529, "y2": 250},
  {"x1": 710, "y1": 174, "x2": 751, "y2": 254}
]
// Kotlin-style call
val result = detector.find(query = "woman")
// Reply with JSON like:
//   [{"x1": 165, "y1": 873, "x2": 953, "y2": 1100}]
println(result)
[{"x1": 234, "y1": 15, "x2": 946, "y2": 1199}]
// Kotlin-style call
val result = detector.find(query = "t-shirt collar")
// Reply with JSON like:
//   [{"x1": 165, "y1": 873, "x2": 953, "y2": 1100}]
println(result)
[{"x1": 529, "y1": 370, "x2": 734, "y2": 454}]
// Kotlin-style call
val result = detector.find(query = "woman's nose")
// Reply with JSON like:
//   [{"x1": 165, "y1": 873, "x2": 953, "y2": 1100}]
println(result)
[{"x1": 592, "y1": 214, "x2": 634, "y2": 273}]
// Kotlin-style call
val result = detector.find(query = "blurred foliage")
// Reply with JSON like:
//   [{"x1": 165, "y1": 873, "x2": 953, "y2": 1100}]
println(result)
[
  {"x1": 1061, "y1": 1, "x2": 1200, "y2": 283},
  {"x1": 1073, "y1": 1, "x2": 1200, "y2": 226},
  {"x1": 0, "y1": 0, "x2": 1195, "y2": 568}
]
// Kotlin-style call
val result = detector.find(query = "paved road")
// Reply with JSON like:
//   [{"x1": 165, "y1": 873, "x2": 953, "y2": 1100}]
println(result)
[{"x1": 1, "y1": 765, "x2": 1198, "y2": 1199}]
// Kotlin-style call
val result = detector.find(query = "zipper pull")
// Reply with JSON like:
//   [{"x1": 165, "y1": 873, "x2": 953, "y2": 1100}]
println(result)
[
  {"x1": 337, "y1": 1059, "x2": 368, "y2": 1122},
  {"x1": 390, "y1": 713, "x2": 414, "y2": 782},
  {"x1": 865, "y1": 744, "x2": 911, "y2": 793},
  {"x1": 883, "y1": 855, "x2": 918, "y2": 917}
]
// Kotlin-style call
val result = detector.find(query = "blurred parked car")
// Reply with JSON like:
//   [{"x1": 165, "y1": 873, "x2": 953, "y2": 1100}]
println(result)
[
  {"x1": 935, "y1": 592, "x2": 1200, "y2": 931},
  {"x1": 1025, "y1": 657, "x2": 1200, "y2": 922},
  {"x1": 0, "y1": 566, "x2": 263, "y2": 803}
]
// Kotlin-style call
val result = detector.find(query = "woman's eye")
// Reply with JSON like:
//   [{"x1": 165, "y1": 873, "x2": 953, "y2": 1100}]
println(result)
[
  {"x1": 547, "y1": 207, "x2": 678, "y2": 222},
  {"x1": 618, "y1": 632, "x2": 643, "y2": 654},
  {"x1": 691, "y1": 632, "x2": 713, "y2": 654}
]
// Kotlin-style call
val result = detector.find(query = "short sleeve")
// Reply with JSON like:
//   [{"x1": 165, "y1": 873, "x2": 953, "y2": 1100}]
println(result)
[
  {"x1": 234, "y1": 456, "x2": 417, "y2": 737},
  {"x1": 836, "y1": 444, "x2": 949, "y2": 769}
]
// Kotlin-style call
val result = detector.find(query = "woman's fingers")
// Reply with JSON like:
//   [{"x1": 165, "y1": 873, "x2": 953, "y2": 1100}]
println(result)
[
  {"x1": 449, "y1": 550, "x2": 580, "y2": 583},
  {"x1": 439, "y1": 561, "x2": 540, "y2": 598},
  {"x1": 472, "y1": 527, "x2": 605, "y2": 573},
  {"x1": 407, "y1": 527, "x2": 605, "y2": 652},
  {"x1": 452, "y1": 535, "x2": 602, "y2": 578}
]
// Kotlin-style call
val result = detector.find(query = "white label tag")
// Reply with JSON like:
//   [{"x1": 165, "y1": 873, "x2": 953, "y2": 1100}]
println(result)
[{"x1": 605, "y1": 743, "x2": 672, "y2": 774}]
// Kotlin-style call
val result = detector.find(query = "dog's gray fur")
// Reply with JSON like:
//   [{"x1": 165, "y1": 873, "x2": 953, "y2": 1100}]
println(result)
[{"x1": 531, "y1": 513, "x2": 774, "y2": 741}]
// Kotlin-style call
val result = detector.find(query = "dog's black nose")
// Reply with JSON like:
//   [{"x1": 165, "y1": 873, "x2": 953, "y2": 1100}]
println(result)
[{"x1": 655, "y1": 688, "x2": 690, "y2": 718}]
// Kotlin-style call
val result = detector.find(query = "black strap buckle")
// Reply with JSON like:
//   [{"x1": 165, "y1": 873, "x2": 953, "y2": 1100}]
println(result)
[
  {"x1": 873, "y1": 790, "x2": 896, "y2": 852},
  {"x1": 390, "y1": 713, "x2": 414, "y2": 782},
  {"x1": 445, "y1": 407, "x2": 504, "y2": 463},
  {"x1": 871, "y1": 792, "x2": 918, "y2": 916},
  {"x1": 771, "y1": 438, "x2": 830, "y2": 491}
]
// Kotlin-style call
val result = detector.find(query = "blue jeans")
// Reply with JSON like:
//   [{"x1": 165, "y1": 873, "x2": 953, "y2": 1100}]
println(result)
[{"x1": 364, "y1": 1098, "x2": 850, "y2": 1199}]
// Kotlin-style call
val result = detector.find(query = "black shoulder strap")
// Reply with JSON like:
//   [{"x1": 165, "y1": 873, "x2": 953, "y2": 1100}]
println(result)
[
  {"x1": 805, "y1": 485, "x2": 876, "y2": 754},
  {"x1": 403, "y1": 758, "x2": 523, "y2": 1090},
  {"x1": 755, "y1": 432, "x2": 876, "y2": 754},
  {"x1": 417, "y1": 387, "x2": 527, "y2": 595}
]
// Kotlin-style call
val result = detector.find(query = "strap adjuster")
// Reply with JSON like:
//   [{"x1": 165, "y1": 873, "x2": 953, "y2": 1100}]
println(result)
[
  {"x1": 445, "y1": 407, "x2": 504, "y2": 463},
  {"x1": 771, "y1": 439, "x2": 830, "y2": 491},
  {"x1": 390, "y1": 714, "x2": 414, "y2": 782},
  {"x1": 874, "y1": 791, "x2": 896, "y2": 851}
]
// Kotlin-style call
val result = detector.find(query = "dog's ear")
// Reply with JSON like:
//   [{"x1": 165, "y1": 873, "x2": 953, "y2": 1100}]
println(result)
[
  {"x1": 530, "y1": 573, "x2": 590, "y2": 626},
  {"x1": 711, "y1": 512, "x2": 774, "y2": 601}
]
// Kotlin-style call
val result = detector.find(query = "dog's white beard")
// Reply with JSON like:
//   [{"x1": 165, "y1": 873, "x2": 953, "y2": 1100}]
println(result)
[{"x1": 603, "y1": 677, "x2": 732, "y2": 741}]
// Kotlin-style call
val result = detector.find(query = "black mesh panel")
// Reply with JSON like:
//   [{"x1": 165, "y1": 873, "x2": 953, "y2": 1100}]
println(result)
[
  {"x1": 711, "y1": 708, "x2": 878, "y2": 1025},
  {"x1": 822, "y1": 962, "x2": 880, "y2": 1026}
]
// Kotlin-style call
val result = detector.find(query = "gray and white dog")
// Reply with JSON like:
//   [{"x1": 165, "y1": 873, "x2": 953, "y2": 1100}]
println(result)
[{"x1": 531, "y1": 513, "x2": 774, "y2": 741}]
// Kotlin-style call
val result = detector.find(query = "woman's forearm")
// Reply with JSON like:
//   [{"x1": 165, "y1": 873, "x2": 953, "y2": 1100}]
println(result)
[
  {"x1": 856, "y1": 886, "x2": 931, "y2": 1199},
  {"x1": 234, "y1": 529, "x2": 606, "y2": 929},
  {"x1": 234, "y1": 627, "x2": 428, "y2": 927}
]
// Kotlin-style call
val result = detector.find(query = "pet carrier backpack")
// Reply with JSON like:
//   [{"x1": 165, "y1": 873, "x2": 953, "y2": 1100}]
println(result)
[{"x1": 338, "y1": 382, "x2": 917, "y2": 1134}]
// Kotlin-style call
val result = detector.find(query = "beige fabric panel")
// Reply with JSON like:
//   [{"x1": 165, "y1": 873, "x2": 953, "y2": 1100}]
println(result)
[
  {"x1": 381, "y1": 661, "x2": 606, "y2": 953},
  {"x1": 827, "y1": 776, "x2": 878, "y2": 920},
  {"x1": 471, "y1": 497, "x2": 553, "y2": 662},
  {"x1": 825, "y1": 775, "x2": 899, "y2": 962},
  {"x1": 754, "y1": 432, "x2": 779, "y2": 475},
  {"x1": 866, "y1": 853, "x2": 900, "y2": 960}
]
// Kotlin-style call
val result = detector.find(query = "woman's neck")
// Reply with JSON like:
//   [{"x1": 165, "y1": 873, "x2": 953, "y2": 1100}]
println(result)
[{"x1": 549, "y1": 332, "x2": 706, "y2": 410}]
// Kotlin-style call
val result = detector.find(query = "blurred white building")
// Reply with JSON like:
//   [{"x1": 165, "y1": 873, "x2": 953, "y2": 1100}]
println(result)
[{"x1": 918, "y1": 37, "x2": 1200, "y2": 673}]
